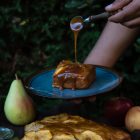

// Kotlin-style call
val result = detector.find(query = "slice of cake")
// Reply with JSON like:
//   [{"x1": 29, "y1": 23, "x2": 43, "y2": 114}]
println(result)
[{"x1": 53, "y1": 60, "x2": 96, "y2": 90}]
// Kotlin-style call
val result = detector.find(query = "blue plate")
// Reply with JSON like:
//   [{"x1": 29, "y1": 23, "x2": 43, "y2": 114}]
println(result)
[{"x1": 26, "y1": 66, "x2": 122, "y2": 99}]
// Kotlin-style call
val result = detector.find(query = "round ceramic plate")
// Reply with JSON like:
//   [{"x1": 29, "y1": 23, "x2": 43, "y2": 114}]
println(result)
[{"x1": 26, "y1": 66, "x2": 122, "y2": 99}]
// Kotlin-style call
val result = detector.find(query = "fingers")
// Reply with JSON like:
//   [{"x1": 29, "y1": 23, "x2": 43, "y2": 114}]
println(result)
[
  {"x1": 105, "y1": 0, "x2": 132, "y2": 12},
  {"x1": 87, "y1": 96, "x2": 96, "y2": 102},
  {"x1": 69, "y1": 99, "x2": 82, "y2": 104},
  {"x1": 122, "y1": 17, "x2": 140, "y2": 28},
  {"x1": 69, "y1": 96, "x2": 96, "y2": 104},
  {"x1": 108, "y1": 2, "x2": 140, "y2": 23},
  {"x1": 106, "y1": 0, "x2": 140, "y2": 28}
]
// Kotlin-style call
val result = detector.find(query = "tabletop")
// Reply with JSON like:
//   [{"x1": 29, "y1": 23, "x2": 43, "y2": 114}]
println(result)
[{"x1": 0, "y1": 101, "x2": 140, "y2": 140}]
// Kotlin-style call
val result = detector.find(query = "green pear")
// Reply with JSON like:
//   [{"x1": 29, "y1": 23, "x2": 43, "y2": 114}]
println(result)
[{"x1": 4, "y1": 74, "x2": 36, "y2": 125}]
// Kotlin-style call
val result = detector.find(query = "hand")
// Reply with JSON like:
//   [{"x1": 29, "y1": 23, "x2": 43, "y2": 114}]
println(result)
[
  {"x1": 105, "y1": 0, "x2": 140, "y2": 28},
  {"x1": 69, "y1": 96, "x2": 96, "y2": 104}
]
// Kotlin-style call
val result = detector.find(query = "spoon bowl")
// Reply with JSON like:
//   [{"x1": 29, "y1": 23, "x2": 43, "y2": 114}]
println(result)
[{"x1": 70, "y1": 16, "x2": 83, "y2": 31}]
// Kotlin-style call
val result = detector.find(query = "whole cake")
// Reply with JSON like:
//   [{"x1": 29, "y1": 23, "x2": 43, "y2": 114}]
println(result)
[
  {"x1": 22, "y1": 113, "x2": 131, "y2": 140},
  {"x1": 53, "y1": 60, "x2": 96, "y2": 90}
]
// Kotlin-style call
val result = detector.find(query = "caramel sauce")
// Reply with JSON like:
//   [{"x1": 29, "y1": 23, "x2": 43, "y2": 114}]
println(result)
[
  {"x1": 70, "y1": 16, "x2": 83, "y2": 63},
  {"x1": 54, "y1": 17, "x2": 84, "y2": 90},
  {"x1": 54, "y1": 61, "x2": 83, "y2": 90}
]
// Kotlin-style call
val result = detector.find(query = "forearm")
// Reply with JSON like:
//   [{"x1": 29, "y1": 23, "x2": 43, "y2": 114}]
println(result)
[{"x1": 84, "y1": 22, "x2": 139, "y2": 67}]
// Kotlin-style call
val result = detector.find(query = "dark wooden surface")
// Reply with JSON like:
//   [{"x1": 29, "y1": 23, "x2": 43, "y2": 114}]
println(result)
[
  {"x1": 0, "y1": 101, "x2": 97, "y2": 139},
  {"x1": 1, "y1": 101, "x2": 140, "y2": 140},
  {"x1": 0, "y1": 112, "x2": 24, "y2": 139}
]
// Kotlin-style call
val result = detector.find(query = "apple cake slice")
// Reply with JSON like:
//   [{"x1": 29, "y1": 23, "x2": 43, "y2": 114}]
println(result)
[
  {"x1": 22, "y1": 113, "x2": 131, "y2": 140},
  {"x1": 53, "y1": 60, "x2": 96, "y2": 90}
]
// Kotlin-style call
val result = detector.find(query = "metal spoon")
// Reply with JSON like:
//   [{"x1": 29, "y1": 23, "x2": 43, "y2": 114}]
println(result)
[
  {"x1": 84, "y1": 12, "x2": 110, "y2": 23},
  {"x1": 70, "y1": 12, "x2": 111, "y2": 30}
]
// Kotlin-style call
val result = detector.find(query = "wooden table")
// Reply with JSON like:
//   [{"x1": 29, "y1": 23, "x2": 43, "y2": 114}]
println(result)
[
  {"x1": 0, "y1": 101, "x2": 92, "y2": 139},
  {"x1": 1, "y1": 101, "x2": 139, "y2": 140},
  {"x1": 0, "y1": 112, "x2": 24, "y2": 139}
]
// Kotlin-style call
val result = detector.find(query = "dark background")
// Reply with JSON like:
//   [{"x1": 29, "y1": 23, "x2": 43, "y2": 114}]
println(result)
[{"x1": 0, "y1": 0, "x2": 140, "y2": 118}]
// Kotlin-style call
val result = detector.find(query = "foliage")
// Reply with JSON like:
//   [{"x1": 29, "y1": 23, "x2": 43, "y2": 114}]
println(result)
[
  {"x1": 0, "y1": 0, "x2": 140, "y2": 116},
  {"x1": 0, "y1": 0, "x2": 103, "y2": 94}
]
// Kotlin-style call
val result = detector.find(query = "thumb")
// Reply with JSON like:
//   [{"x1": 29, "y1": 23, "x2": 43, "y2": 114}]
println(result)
[{"x1": 105, "y1": 0, "x2": 132, "y2": 12}]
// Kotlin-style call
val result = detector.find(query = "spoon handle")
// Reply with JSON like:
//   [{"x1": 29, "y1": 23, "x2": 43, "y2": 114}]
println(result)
[{"x1": 84, "y1": 12, "x2": 111, "y2": 23}]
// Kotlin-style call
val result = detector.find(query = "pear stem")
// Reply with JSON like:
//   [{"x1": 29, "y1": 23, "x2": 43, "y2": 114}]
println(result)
[{"x1": 15, "y1": 74, "x2": 19, "y2": 80}]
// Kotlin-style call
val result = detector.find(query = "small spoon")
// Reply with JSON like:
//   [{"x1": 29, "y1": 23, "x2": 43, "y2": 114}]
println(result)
[{"x1": 70, "y1": 12, "x2": 111, "y2": 30}]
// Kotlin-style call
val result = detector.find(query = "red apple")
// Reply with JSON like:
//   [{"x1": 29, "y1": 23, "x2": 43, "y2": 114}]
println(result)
[{"x1": 103, "y1": 97, "x2": 134, "y2": 126}]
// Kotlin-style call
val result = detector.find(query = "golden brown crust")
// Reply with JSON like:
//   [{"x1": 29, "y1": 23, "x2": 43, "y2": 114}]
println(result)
[
  {"x1": 53, "y1": 60, "x2": 96, "y2": 90},
  {"x1": 22, "y1": 114, "x2": 131, "y2": 140}
]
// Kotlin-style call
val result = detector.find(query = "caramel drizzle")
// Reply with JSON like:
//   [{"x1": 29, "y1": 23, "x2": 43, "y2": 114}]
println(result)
[
  {"x1": 70, "y1": 17, "x2": 83, "y2": 62},
  {"x1": 74, "y1": 31, "x2": 78, "y2": 63}
]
